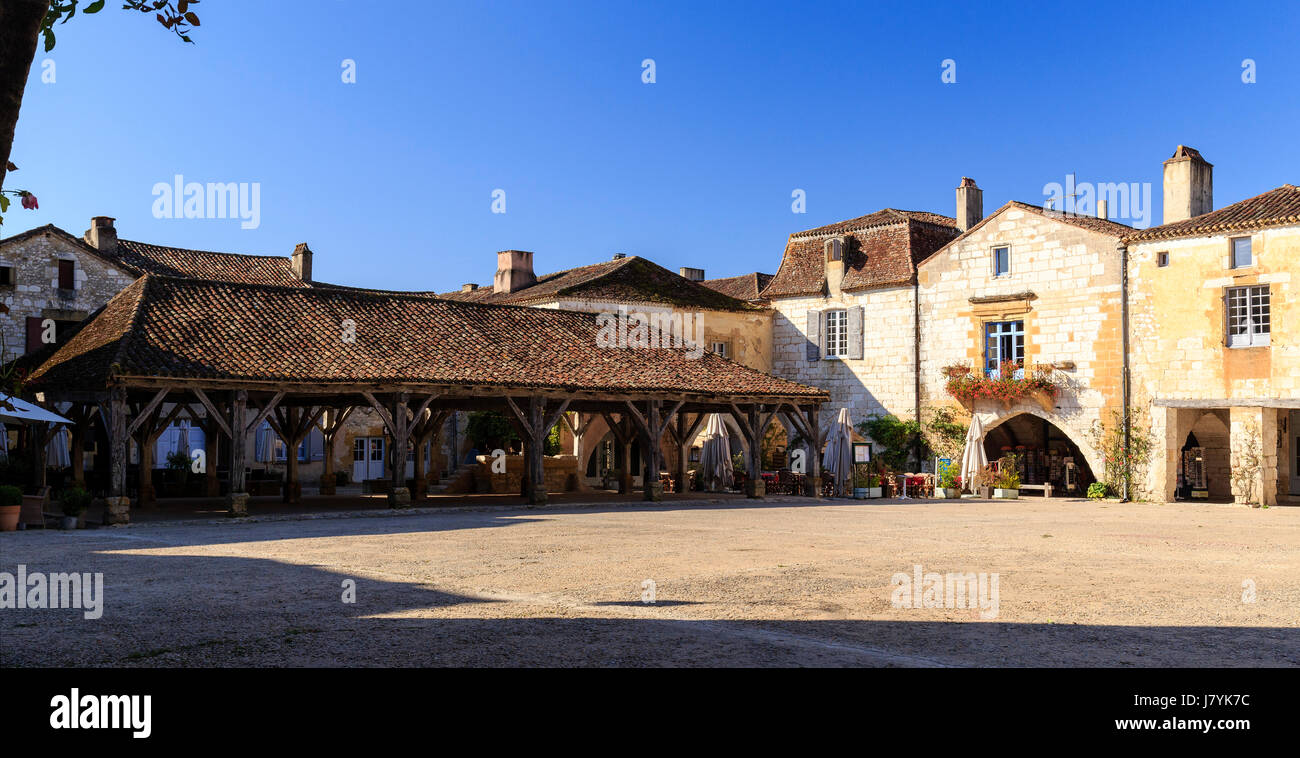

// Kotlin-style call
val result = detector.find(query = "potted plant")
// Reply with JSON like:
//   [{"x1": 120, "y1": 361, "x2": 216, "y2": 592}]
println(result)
[
  {"x1": 0, "y1": 484, "x2": 21, "y2": 532},
  {"x1": 164, "y1": 450, "x2": 190, "y2": 496},
  {"x1": 993, "y1": 457, "x2": 1021, "y2": 499},
  {"x1": 58, "y1": 487, "x2": 92, "y2": 530},
  {"x1": 866, "y1": 473, "x2": 883, "y2": 499},
  {"x1": 938, "y1": 464, "x2": 962, "y2": 498},
  {"x1": 852, "y1": 467, "x2": 870, "y2": 499}
]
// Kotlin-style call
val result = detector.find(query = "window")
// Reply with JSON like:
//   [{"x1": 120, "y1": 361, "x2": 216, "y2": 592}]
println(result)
[
  {"x1": 1231, "y1": 237, "x2": 1253, "y2": 269},
  {"x1": 57, "y1": 259, "x2": 75, "y2": 290},
  {"x1": 992, "y1": 246, "x2": 1011, "y2": 277},
  {"x1": 710, "y1": 341, "x2": 729, "y2": 359},
  {"x1": 824, "y1": 309, "x2": 848, "y2": 357},
  {"x1": 1227, "y1": 285, "x2": 1270, "y2": 347},
  {"x1": 984, "y1": 320, "x2": 1025, "y2": 376},
  {"x1": 353, "y1": 439, "x2": 366, "y2": 461},
  {"x1": 1157, "y1": 252, "x2": 1169, "y2": 267},
  {"x1": 0, "y1": 265, "x2": 13, "y2": 285}
]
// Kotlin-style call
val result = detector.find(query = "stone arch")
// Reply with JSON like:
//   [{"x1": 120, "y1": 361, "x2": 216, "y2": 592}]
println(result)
[{"x1": 977, "y1": 407, "x2": 1103, "y2": 485}]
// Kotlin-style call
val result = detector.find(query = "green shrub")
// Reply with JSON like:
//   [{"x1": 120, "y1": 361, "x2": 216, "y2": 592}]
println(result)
[
  {"x1": 993, "y1": 456, "x2": 1021, "y2": 489},
  {"x1": 856, "y1": 415, "x2": 924, "y2": 471},
  {"x1": 165, "y1": 450, "x2": 191, "y2": 471},
  {"x1": 938, "y1": 463, "x2": 960, "y2": 489},
  {"x1": 1086, "y1": 482, "x2": 1108, "y2": 500},
  {"x1": 59, "y1": 487, "x2": 93, "y2": 516},
  {"x1": 0, "y1": 484, "x2": 22, "y2": 506}
]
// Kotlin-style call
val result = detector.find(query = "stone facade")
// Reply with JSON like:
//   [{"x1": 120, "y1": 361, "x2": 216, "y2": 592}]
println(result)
[
  {"x1": 918, "y1": 203, "x2": 1127, "y2": 481},
  {"x1": 1129, "y1": 223, "x2": 1300, "y2": 505},
  {"x1": 0, "y1": 227, "x2": 136, "y2": 361}
]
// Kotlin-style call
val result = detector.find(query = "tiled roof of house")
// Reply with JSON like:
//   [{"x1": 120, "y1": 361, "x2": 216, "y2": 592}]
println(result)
[
  {"x1": 437, "y1": 255, "x2": 756, "y2": 311},
  {"x1": 0, "y1": 224, "x2": 135, "y2": 272},
  {"x1": 27, "y1": 275, "x2": 826, "y2": 399},
  {"x1": 701, "y1": 272, "x2": 773, "y2": 302},
  {"x1": 918, "y1": 201, "x2": 1133, "y2": 267},
  {"x1": 104, "y1": 239, "x2": 309, "y2": 287},
  {"x1": 1125, "y1": 184, "x2": 1300, "y2": 242},
  {"x1": 762, "y1": 209, "x2": 960, "y2": 298}
]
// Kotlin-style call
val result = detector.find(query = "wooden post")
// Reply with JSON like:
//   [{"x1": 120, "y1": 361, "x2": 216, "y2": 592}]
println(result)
[
  {"x1": 227, "y1": 389, "x2": 249, "y2": 516},
  {"x1": 805, "y1": 406, "x2": 823, "y2": 497},
  {"x1": 30, "y1": 422, "x2": 48, "y2": 492},
  {"x1": 104, "y1": 386, "x2": 131, "y2": 524},
  {"x1": 204, "y1": 416, "x2": 219, "y2": 496},
  {"x1": 526, "y1": 396, "x2": 546, "y2": 504},
  {"x1": 389, "y1": 392, "x2": 410, "y2": 507},
  {"x1": 282, "y1": 406, "x2": 301, "y2": 504},
  {"x1": 70, "y1": 406, "x2": 87, "y2": 489},
  {"x1": 136, "y1": 426, "x2": 155, "y2": 507},
  {"x1": 675, "y1": 412, "x2": 706, "y2": 496}
]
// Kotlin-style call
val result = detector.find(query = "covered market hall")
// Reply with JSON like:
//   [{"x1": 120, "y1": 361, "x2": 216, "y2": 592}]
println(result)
[{"x1": 24, "y1": 275, "x2": 828, "y2": 524}]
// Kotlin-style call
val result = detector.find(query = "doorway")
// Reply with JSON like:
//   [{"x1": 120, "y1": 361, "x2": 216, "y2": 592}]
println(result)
[{"x1": 352, "y1": 437, "x2": 385, "y2": 482}]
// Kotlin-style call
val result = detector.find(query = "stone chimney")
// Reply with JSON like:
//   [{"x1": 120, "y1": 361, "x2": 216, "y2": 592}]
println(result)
[
  {"x1": 291, "y1": 242, "x2": 312, "y2": 281},
  {"x1": 955, "y1": 177, "x2": 983, "y2": 232},
  {"x1": 824, "y1": 237, "x2": 846, "y2": 296},
  {"x1": 494, "y1": 250, "x2": 537, "y2": 294},
  {"x1": 461, "y1": 283, "x2": 479, "y2": 293},
  {"x1": 1162, "y1": 145, "x2": 1213, "y2": 225},
  {"x1": 1097, "y1": 199, "x2": 1109, "y2": 220},
  {"x1": 84, "y1": 216, "x2": 117, "y2": 253},
  {"x1": 679, "y1": 267, "x2": 705, "y2": 282}
]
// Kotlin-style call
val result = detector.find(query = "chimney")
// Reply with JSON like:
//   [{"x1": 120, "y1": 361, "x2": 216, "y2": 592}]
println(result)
[
  {"x1": 291, "y1": 242, "x2": 312, "y2": 281},
  {"x1": 461, "y1": 283, "x2": 479, "y2": 293},
  {"x1": 1162, "y1": 145, "x2": 1213, "y2": 225},
  {"x1": 1097, "y1": 199, "x2": 1108, "y2": 220},
  {"x1": 824, "y1": 237, "x2": 846, "y2": 296},
  {"x1": 611, "y1": 253, "x2": 627, "y2": 260},
  {"x1": 679, "y1": 267, "x2": 705, "y2": 282},
  {"x1": 955, "y1": 177, "x2": 983, "y2": 232},
  {"x1": 494, "y1": 250, "x2": 537, "y2": 294},
  {"x1": 84, "y1": 216, "x2": 117, "y2": 253}
]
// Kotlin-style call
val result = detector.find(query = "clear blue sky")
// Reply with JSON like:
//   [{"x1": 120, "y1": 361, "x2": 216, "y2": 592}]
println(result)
[{"x1": 11, "y1": 0, "x2": 1299, "y2": 291}]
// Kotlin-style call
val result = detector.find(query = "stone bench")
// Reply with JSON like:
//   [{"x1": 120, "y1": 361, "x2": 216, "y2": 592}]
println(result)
[{"x1": 1019, "y1": 483, "x2": 1054, "y2": 498}]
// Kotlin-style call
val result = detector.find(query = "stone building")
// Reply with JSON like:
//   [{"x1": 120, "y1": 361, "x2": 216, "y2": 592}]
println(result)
[
  {"x1": 762, "y1": 207, "x2": 960, "y2": 441},
  {"x1": 1125, "y1": 149, "x2": 1300, "y2": 505},
  {"x1": 917, "y1": 189, "x2": 1133, "y2": 492}
]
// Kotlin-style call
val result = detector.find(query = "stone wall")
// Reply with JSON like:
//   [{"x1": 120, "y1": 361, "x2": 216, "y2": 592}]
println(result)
[{"x1": 917, "y1": 206, "x2": 1125, "y2": 481}]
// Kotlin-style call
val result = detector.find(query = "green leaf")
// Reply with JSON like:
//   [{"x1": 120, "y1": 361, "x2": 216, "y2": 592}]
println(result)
[
  {"x1": 0, "y1": 196, "x2": 9, "y2": 213},
  {"x1": 85, "y1": 1, "x2": 106, "y2": 13},
  {"x1": 43, "y1": 28, "x2": 56, "y2": 52}
]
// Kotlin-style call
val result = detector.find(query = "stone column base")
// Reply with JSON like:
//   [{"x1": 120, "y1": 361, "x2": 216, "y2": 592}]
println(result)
[
  {"x1": 527, "y1": 483, "x2": 548, "y2": 505},
  {"x1": 643, "y1": 481, "x2": 664, "y2": 501},
  {"x1": 745, "y1": 479, "x2": 766, "y2": 499},
  {"x1": 103, "y1": 496, "x2": 131, "y2": 525},
  {"x1": 388, "y1": 487, "x2": 411, "y2": 508},
  {"x1": 226, "y1": 492, "x2": 250, "y2": 517}
]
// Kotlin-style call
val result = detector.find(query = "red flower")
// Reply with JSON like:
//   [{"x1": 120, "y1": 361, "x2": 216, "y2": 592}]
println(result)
[{"x1": 20, "y1": 193, "x2": 37, "y2": 210}]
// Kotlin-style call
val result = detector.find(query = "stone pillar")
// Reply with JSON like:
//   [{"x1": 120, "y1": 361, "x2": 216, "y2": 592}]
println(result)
[
  {"x1": 104, "y1": 386, "x2": 131, "y2": 525},
  {"x1": 1151, "y1": 406, "x2": 1183, "y2": 504},
  {"x1": 1230, "y1": 406, "x2": 1278, "y2": 507},
  {"x1": 227, "y1": 389, "x2": 249, "y2": 516},
  {"x1": 388, "y1": 393, "x2": 411, "y2": 507}
]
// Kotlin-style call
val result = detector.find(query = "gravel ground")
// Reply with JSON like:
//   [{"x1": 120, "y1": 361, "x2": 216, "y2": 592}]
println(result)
[{"x1": 2, "y1": 497, "x2": 1297, "y2": 667}]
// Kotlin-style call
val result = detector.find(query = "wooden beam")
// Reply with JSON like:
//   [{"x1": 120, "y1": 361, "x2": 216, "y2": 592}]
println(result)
[
  {"x1": 361, "y1": 391, "x2": 397, "y2": 436},
  {"x1": 246, "y1": 391, "x2": 285, "y2": 434},
  {"x1": 192, "y1": 387, "x2": 232, "y2": 438},
  {"x1": 127, "y1": 387, "x2": 171, "y2": 436}
]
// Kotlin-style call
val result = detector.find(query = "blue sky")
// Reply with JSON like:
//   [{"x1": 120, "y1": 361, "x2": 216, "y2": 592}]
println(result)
[{"x1": 11, "y1": 0, "x2": 1299, "y2": 291}]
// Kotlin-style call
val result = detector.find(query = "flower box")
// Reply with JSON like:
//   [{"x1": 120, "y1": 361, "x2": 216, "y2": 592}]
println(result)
[{"x1": 993, "y1": 488, "x2": 1019, "y2": 499}]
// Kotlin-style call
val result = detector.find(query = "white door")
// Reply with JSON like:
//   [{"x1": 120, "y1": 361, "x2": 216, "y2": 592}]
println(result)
[
  {"x1": 1291, "y1": 412, "x2": 1300, "y2": 495},
  {"x1": 352, "y1": 437, "x2": 386, "y2": 482}
]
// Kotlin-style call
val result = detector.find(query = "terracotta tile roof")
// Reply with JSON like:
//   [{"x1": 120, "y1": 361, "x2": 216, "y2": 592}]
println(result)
[
  {"x1": 28, "y1": 275, "x2": 826, "y2": 400},
  {"x1": 701, "y1": 272, "x2": 773, "y2": 302},
  {"x1": 1125, "y1": 184, "x2": 1300, "y2": 242},
  {"x1": 918, "y1": 201, "x2": 1133, "y2": 267},
  {"x1": 104, "y1": 239, "x2": 308, "y2": 287},
  {"x1": 437, "y1": 255, "x2": 755, "y2": 311},
  {"x1": 763, "y1": 209, "x2": 960, "y2": 298},
  {"x1": 0, "y1": 224, "x2": 134, "y2": 272}
]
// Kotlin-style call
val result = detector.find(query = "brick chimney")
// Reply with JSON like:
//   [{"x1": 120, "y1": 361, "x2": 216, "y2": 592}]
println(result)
[
  {"x1": 291, "y1": 242, "x2": 312, "y2": 281},
  {"x1": 494, "y1": 250, "x2": 536, "y2": 294},
  {"x1": 84, "y1": 216, "x2": 118, "y2": 253},
  {"x1": 679, "y1": 267, "x2": 705, "y2": 282},
  {"x1": 955, "y1": 177, "x2": 983, "y2": 232},
  {"x1": 1162, "y1": 145, "x2": 1213, "y2": 225}
]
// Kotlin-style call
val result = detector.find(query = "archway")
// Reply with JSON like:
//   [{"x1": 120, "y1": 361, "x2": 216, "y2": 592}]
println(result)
[
  {"x1": 1178, "y1": 411, "x2": 1232, "y2": 501},
  {"x1": 980, "y1": 410, "x2": 1098, "y2": 496}
]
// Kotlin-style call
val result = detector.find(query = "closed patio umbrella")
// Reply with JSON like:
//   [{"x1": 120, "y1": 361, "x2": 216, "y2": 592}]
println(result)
[
  {"x1": 0, "y1": 421, "x2": 7, "y2": 459},
  {"x1": 254, "y1": 423, "x2": 275, "y2": 463},
  {"x1": 960, "y1": 414, "x2": 988, "y2": 494},
  {"x1": 698, "y1": 413, "x2": 733, "y2": 492},
  {"x1": 176, "y1": 421, "x2": 190, "y2": 457},
  {"x1": 822, "y1": 408, "x2": 853, "y2": 496},
  {"x1": 46, "y1": 427, "x2": 71, "y2": 468}
]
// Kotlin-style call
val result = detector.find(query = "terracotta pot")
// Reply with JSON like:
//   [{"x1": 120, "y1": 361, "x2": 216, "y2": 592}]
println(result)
[{"x1": 0, "y1": 504, "x2": 19, "y2": 532}]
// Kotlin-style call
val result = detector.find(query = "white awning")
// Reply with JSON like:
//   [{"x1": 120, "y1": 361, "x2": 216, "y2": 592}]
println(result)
[{"x1": 0, "y1": 393, "x2": 72, "y2": 425}]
